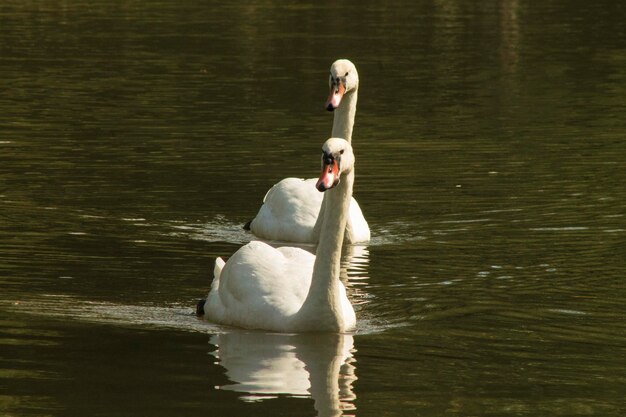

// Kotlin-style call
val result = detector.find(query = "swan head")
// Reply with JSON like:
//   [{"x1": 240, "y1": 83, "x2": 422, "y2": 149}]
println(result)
[
  {"x1": 316, "y1": 138, "x2": 354, "y2": 192},
  {"x1": 326, "y1": 59, "x2": 359, "y2": 112}
]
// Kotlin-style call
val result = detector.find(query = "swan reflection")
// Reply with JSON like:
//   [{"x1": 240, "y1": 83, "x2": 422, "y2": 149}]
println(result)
[
  {"x1": 210, "y1": 331, "x2": 357, "y2": 416},
  {"x1": 341, "y1": 244, "x2": 370, "y2": 309}
]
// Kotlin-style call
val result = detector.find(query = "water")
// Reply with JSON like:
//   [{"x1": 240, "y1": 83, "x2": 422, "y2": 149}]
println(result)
[{"x1": 2, "y1": 0, "x2": 625, "y2": 415}]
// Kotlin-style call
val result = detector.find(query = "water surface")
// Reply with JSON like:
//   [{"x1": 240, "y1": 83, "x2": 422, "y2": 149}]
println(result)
[{"x1": 1, "y1": 1, "x2": 625, "y2": 416}]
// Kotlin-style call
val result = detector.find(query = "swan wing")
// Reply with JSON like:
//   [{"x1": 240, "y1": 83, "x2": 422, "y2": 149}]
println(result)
[
  {"x1": 205, "y1": 241, "x2": 315, "y2": 331},
  {"x1": 250, "y1": 178, "x2": 323, "y2": 243},
  {"x1": 345, "y1": 197, "x2": 370, "y2": 243},
  {"x1": 251, "y1": 179, "x2": 370, "y2": 244}
]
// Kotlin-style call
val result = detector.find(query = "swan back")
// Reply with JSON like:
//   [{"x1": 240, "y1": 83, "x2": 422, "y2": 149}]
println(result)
[
  {"x1": 204, "y1": 241, "x2": 315, "y2": 331},
  {"x1": 250, "y1": 178, "x2": 322, "y2": 242}
]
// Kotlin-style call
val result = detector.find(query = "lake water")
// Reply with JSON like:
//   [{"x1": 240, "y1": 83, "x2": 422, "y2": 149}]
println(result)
[{"x1": 1, "y1": 1, "x2": 625, "y2": 416}]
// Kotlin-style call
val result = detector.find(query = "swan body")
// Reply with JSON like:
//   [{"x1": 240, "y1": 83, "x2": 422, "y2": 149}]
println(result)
[
  {"x1": 250, "y1": 178, "x2": 322, "y2": 243},
  {"x1": 250, "y1": 178, "x2": 368, "y2": 243},
  {"x1": 248, "y1": 59, "x2": 370, "y2": 244},
  {"x1": 203, "y1": 138, "x2": 358, "y2": 332}
]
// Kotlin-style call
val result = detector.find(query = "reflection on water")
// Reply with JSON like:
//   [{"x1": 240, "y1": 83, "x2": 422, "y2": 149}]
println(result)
[{"x1": 210, "y1": 331, "x2": 356, "y2": 417}]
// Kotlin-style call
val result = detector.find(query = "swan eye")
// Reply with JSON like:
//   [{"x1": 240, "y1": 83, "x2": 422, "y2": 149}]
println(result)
[
  {"x1": 340, "y1": 150, "x2": 344, "y2": 155},
  {"x1": 345, "y1": 72, "x2": 349, "y2": 77}
]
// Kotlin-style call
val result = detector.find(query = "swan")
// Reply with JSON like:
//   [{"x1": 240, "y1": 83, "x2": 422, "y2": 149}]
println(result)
[
  {"x1": 200, "y1": 138, "x2": 357, "y2": 332},
  {"x1": 247, "y1": 59, "x2": 370, "y2": 244}
]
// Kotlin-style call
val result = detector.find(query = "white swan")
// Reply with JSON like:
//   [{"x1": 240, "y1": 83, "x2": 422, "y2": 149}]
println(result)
[
  {"x1": 201, "y1": 138, "x2": 358, "y2": 332},
  {"x1": 247, "y1": 59, "x2": 370, "y2": 244}
]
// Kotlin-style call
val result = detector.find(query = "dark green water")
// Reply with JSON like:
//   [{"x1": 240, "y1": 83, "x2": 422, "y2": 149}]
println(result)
[{"x1": 1, "y1": 1, "x2": 625, "y2": 416}]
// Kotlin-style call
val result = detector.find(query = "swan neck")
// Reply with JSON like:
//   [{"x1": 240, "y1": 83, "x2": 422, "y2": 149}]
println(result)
[
  {"x1": 331, "y1": 90, "x2": 357, "y2": 142},
  {"x1": 297, "y1": 170, "x2": 354, "y2": 330},
  {"x1": 316, "y1": 171, "x2": 352, "y2": 273}
]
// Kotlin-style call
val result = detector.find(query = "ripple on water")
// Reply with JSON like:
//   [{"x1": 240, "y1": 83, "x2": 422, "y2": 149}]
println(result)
[
  {"x1": 4, "y1": 293, "x2": 397, "y2": 336},
  {"x1": 369, "y1": 221, "x2": 426, "y2": 246},
  {"x1": 166, "y1": 215, "x2": 253, "y2": 245},
  {"x1": 6, "y1": 295, "x2": 213, "y2": 334}
]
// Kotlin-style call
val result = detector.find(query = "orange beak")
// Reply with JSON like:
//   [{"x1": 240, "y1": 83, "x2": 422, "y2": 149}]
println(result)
[
  {"x1": 316, "y1": 160, "x2": 340, "y2": 191},
  {"x1": 325, "y1": 80, "x2": 346, "y2": 111}
]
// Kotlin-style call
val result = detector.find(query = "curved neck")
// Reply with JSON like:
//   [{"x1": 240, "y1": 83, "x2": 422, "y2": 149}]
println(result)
[
  {"x1": 312, "y1": 88, "x2": 357, "y2": 240},
  {"x1": 331, "y1": 90, "x2": 357, "y2": 142},
  {"x1": 295, "y1": 170, "x2": 354, "y2": 331}
]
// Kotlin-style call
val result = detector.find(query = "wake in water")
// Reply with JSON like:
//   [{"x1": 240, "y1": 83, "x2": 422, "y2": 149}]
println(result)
[
  {"x1": 0, "y1": 214, "x2": 403, "y2": 334},
  {"x1": 6, "y1": 294, "x2": 214, "y2": 333},
  {"x1": 369, "y1": 221, "x2": 427, "y2": 246},
  {"x1": 166, "y1": 215, "x2": 253, "y2": 245},
  {"x1": 166, "y1": 215, "x2": 407, "y2": 262},
  {"x1": 5, "y1": 294, "x2": 393, "y2": 335},
  {"x1": 168, "y1": 215, "x2": 427, "y2": 247}
]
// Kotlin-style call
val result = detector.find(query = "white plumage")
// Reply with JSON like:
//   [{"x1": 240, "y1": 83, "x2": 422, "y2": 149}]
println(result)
[
  {"x1": 249, "y1": 59, "x2": 370, "y2": 244},
  {"x1": 202, "y1": 138, "x2": 358, "y2": 332}
]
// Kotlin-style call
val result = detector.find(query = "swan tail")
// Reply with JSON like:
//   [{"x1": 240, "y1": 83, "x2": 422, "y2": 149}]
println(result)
[
  {"x1": 207, "y1": 257, "x2": 225, "y2": 295},
  {"x1": 195, "y1": 298, "x2": 206, "y2": 316},
  {"x1": 214, "y1": 257, "x2": 225, "y2": 280}
]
